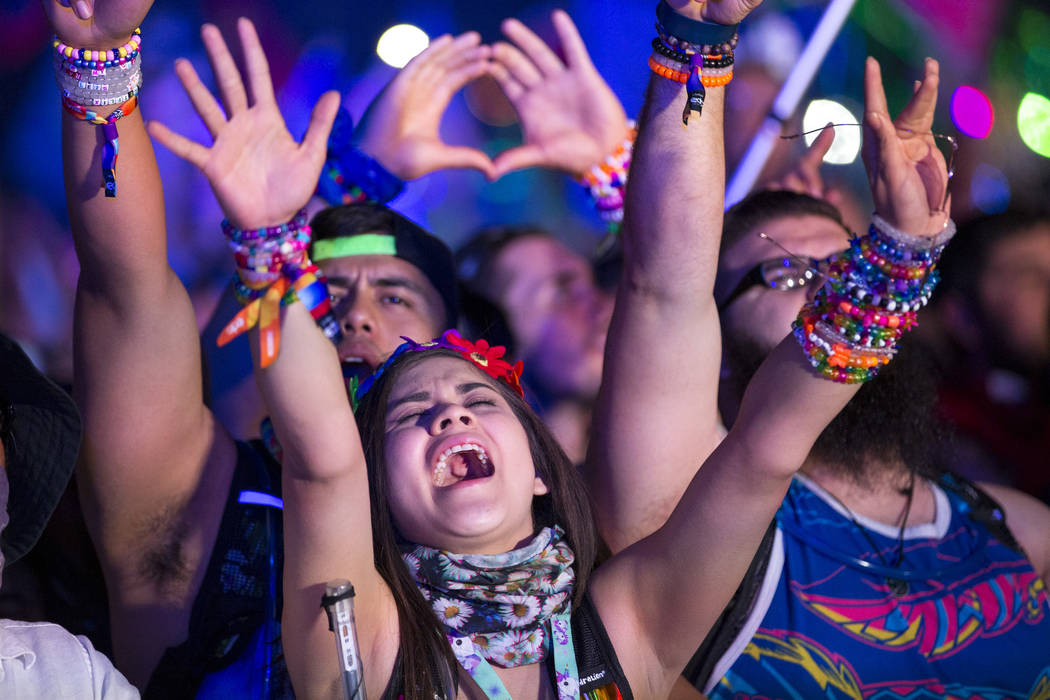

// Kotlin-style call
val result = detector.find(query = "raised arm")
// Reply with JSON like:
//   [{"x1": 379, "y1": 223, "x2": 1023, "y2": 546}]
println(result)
[
  {"x1": 148, "y1": 19, "x2": 399, "y2": 696},
  {"x1": 590, "y1": 55, "x2": 953, "y2": 695},
  {"x1": 47, "y1": 0, "x2": 241, "y2": 682},
  {"x1": 586, "y1": 0, "x2": 759, "y2": 553}
]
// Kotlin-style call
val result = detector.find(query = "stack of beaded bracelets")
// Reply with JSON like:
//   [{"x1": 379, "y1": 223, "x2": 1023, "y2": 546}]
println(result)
[
  {"x1": 793, "y1": 214, "x2": 956, "y2": 383},
  {"x1": 52, "y1": 29, "x2": 143, "y2": 197},
  {"x1": 223, "y1": 211, "x2": 313, "y2": 303},
  {"x1": 218, "y1": 211, "x2": 343, "y2": 368},
  {"x1": 579, "y1": 120, "x2": 637, "y2": 230},
  {"x1": 652, "y1": 0, "x2": 737, "y2": 125}
]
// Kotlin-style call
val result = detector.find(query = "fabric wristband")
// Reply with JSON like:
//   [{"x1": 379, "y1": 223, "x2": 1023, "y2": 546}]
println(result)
[{"x1": 655, "y1": 0, "x2": 739, "y2": 44}]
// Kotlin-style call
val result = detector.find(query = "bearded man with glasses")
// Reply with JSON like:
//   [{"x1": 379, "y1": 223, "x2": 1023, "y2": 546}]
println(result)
[
  {"x1": 688, "y1": 114, "x2": 1050, "y2": 699},
  {"x1": 589, "y1": 42, "x2": 1050, "y2": 695}
]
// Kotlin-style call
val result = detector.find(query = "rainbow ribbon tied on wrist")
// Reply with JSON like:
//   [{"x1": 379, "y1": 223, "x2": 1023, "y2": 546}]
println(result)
[
  {"x1": 218, "y1": 214, "x2": 343, "y2": 368},
  {"x1": 218, "y1": 261, "x2": 342, "y2": 368},
  {"x1": 62, "y1": 94, "x2": 138, "y2": 197}
]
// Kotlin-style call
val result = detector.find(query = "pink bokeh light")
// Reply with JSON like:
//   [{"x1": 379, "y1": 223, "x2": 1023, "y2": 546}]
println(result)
[{"x1": 950, "y1": 85, "x2": 995, "y2": 139}]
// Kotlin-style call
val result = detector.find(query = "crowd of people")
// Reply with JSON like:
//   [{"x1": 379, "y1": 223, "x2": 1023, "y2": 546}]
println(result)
[{"x1": 2, "y1": 0, "x2": 1049, "y2": 697}]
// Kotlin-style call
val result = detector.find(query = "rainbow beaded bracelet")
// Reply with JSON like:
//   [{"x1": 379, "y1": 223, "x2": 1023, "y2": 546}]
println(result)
[{"x1": 53, "y1": 28, "x2": 141, "y2": 69}]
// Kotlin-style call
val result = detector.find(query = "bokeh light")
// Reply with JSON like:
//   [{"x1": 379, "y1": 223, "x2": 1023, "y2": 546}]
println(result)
[
  {"x1": 802, "y1": 99, "x2": 861, "y2": 164},
  {"x1": 950, "y1": 86, "x2": 994, "y2": 139},
  {"x1": 970, "y1": 163, "x2": 1011, "y2": 214},
  {"x1": 1017, "y1": 92, "x2": 1050, "y2": 158},
  {"x1": 376, "y1": 24, "x2": 429, "y2": 68}
]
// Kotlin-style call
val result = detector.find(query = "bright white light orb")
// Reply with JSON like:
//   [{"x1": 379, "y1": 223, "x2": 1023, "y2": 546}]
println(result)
[
  {"x1": 376, "y1": 24, "x2": 429, "y2": 69},
  {"x1": 802, "y1": 99, "x2": 861, "y2": 165}
]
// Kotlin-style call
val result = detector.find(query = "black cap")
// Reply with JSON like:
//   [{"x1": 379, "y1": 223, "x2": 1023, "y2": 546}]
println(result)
[{"x1": 0, "y1": 334, "x2": 81, "y2": 565}]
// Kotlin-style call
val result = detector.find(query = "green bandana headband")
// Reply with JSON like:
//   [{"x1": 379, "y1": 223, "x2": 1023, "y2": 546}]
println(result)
[{"x1": 311, "y1": 233, "x2": 397, "y2": 262}]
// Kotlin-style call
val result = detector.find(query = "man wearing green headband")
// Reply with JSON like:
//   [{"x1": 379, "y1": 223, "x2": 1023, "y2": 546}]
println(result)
[
  {"x1": 205, "y1": 201, "x2": 457, "y2": 439},
  {"x1": 309, "y1": 202, "x2": 458, "y2": 381}
]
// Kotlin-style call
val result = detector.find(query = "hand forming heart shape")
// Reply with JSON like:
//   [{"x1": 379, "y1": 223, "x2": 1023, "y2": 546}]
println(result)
[{"x1": 354, "y1": 10, "x2": 629, "y2": 183}]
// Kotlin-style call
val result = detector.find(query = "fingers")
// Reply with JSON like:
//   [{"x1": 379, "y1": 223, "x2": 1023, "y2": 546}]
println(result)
[
  {"x1": 808, "y1": 123, "x2": 836, "y2": 163},
  {"x1": 439, "y1": 146, "x2": 497, "y2": 180},
  {"x1": 174, "y1": 58, "x2": 227, "y2": 138},
  {"x1": 492, "y1": 144, "x2": 545, "y2": 178},
  {"x1": 405, "y1": 32, "x2": 478, "y2": 80},
  {"x1": 773, "y1": 124, "x2": 833, "y2": 198},
  {"x1": 491, "y1": 41, "x2": 543, "y2": 90},
  {"x1": 551, "y1": 9, "x2": 595, "y2": 73},
  {"x1": 486, "y1": 59, "x2": 525, "y2": 102},
  {"x1": 73, "y1": 0, "x2": 92, "y2": 20},
  {"x1": 438, "y1": 57, "x2": 491, "y2": 99},
  {"x1": 237, "y1": 17, "x2": 276, "y2": 107},
  {"x1": 201, "y1": 23, "x2": 248, "y2": 116},
  {"x1": 300, "y1": 90, "x2": 342, "y2": 163},
  {"x1": 863, "y1": 57, "x2": 891, "y2": 123},
  {"x1": 411, "y1": 33, "x2": 489, "y2": 99},
  {"x1": 896, "y1": 57, "x2": 939, "y2": 132},
  {"x1": 864, "y1": 109, "x2": 906, "y2": 174},
  {"x1": 146, "y1": 120, "x2": 210, "y2": 170},
  {"x1": 501, "y1": 17, "x2": 564, "y2": 77},
  {"x1": 400, "y1": 33, "x2": 454, "y2": 76}
]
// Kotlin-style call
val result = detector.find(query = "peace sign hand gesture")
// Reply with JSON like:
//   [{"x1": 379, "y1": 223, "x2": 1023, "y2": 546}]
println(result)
[
  {"x1": 862, "y1": 57, "x2": 952, "y2": 237},
  {"x1": 147, "y1": 18, "x2": 340, "y2": 229}
]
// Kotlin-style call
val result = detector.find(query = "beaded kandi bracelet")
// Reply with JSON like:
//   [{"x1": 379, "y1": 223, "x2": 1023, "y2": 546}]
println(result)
[
  {"x1": 53, "y1": 29, "x2": 142, "y2": 68},
  {"x1": 579, "y1": 120, "x2": 637, "y2": 231},
  {"x1": 316, "y1": 108, "x2": 406, "y2": 206},
  {"x1": 792, "y1": 215, "x2": 956, "y2": 383},
  {"x1": 650, "y1": 2, "x2": 738, "y2": 125},
  {"x1": 218, "y1": 211, "x2": 343, "y2": 368},
  {"x1": 53, "y1": 29, "x2": 144, "y2": 198}
]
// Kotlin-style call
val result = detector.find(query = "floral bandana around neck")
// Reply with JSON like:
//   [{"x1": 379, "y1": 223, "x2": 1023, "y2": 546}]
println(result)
[{"x1": 401, "y1": 526, "x2": 581, "y2": 700}]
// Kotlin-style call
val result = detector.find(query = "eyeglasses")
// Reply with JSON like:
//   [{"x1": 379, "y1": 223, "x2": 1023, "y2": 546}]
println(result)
[
  {"x1": 781, "y1": 124, "x2": 958, "y2": 212},
  {"x1": 717, "y1": 255, "x2": 823, "y2": 312}
]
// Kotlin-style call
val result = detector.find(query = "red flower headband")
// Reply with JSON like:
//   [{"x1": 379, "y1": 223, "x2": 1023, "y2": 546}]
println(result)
[{"x1": 351, "y1": 329, "x2": 524, "y2": 409}]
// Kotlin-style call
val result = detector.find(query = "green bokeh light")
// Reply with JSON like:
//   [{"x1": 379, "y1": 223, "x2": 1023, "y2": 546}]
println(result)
[
  {"x1": 1018, "y1": 8, "x2": 1050, "y2": 52},
  {"x1": 1025, "y1": 46, "x2": 1050, "y2": 95},
  {"x1": 1018, "y1": 92, "x2": 1050, "y2": 158}
]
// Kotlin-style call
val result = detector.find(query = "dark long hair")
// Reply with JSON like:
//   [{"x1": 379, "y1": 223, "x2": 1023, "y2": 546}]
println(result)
[{"x1": 354, "y1": 348, "x2": 599, "y2": 700}]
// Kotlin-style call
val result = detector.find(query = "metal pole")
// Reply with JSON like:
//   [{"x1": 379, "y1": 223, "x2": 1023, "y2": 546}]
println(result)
[
  {"x1": 725, "y1": 0, "x2": 859, "y2": 207},
  {"x1": 322, "y1": 579, "x2": 367, "y2": 700}
]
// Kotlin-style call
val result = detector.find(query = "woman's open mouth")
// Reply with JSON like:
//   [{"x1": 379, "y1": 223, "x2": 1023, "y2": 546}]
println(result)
[{"x1": 432, "y1": 443, "x2": 495, "y2": 487}]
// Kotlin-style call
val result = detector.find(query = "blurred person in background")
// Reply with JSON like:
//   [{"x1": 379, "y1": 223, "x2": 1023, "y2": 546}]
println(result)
[
  {"x1": 927, "y1": 210, "x2": 1050, "y2": 502},
  {"x1": 456, "y1": 226, "x2": 614, "y2": 465}
]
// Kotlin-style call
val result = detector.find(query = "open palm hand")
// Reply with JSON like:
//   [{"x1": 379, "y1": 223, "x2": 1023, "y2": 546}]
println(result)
[{"x1": 147, "y1": 18, "x2": 339, "y2": 229}]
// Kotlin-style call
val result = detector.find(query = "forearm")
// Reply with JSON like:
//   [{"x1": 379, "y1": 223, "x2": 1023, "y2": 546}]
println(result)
[
  {"x1": 586, "y1": 81, "x2": 727, "y2": 552},
  {"x1": 622, "y1": 78, "x2": 724, "y2": 301},
  {"x1": 62, "y1": 84, "x2": 171, "y2": 304},
  {"x1": 254, "y1": 303, "x2": 361, "y2": 482},
  {"x1": 632, "y1": 338, "x2": 857, "y2": 673}
]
